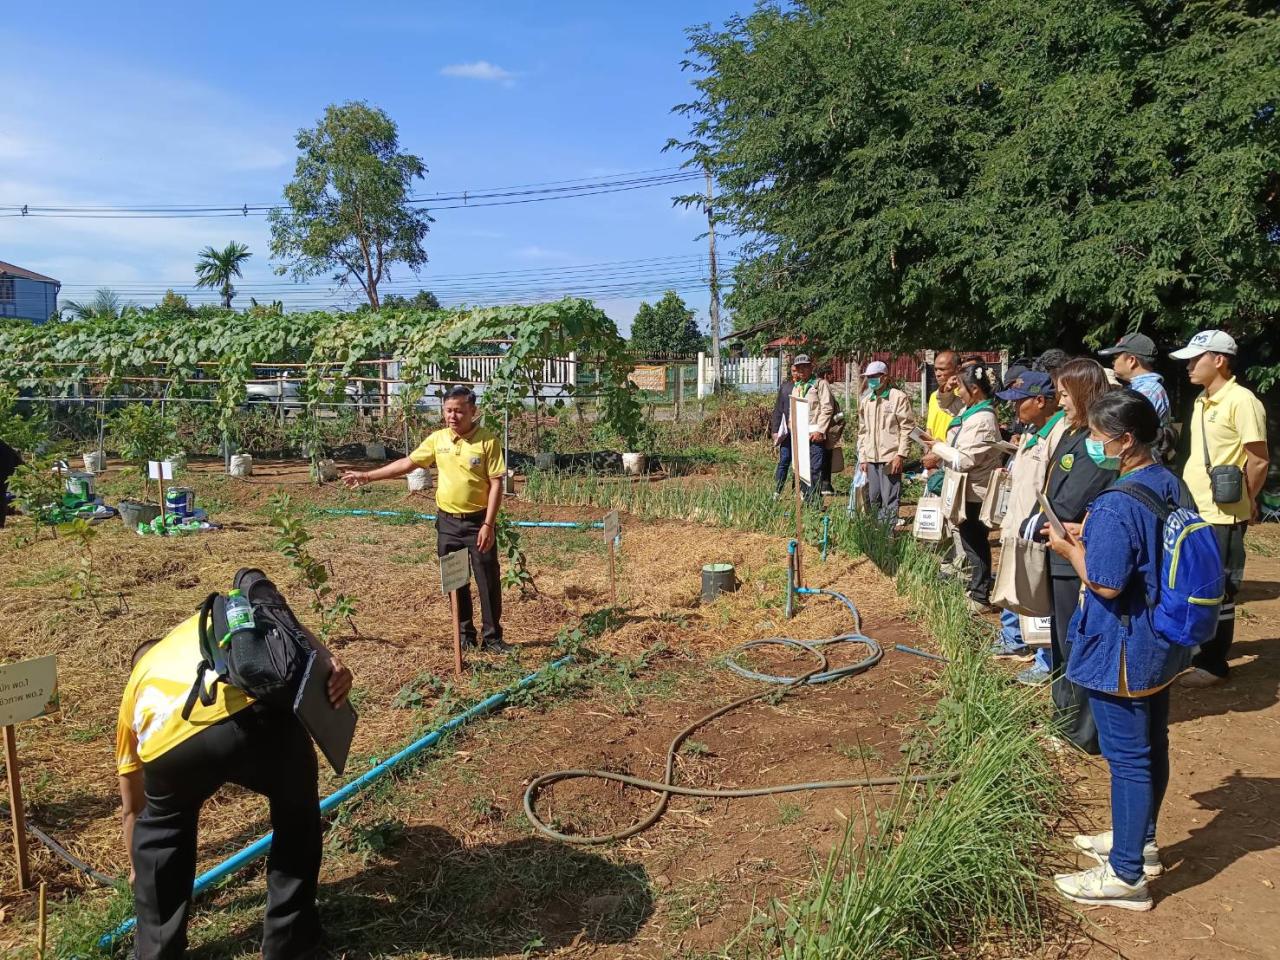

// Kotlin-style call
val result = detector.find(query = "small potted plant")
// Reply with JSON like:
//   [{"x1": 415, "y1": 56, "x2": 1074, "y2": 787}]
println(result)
[{"x1": 108, "y1": 405, "x2": 178, "y2": 528}]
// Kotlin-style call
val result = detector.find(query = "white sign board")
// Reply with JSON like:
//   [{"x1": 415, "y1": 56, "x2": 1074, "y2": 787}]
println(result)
[
  {"x1": 440, "y1": 549, "x2": 471, "y2": 594},
  {"x1": 0, "y1": 657, "x2": 59, "y2": 728},
  {"x1": 147, "y1": 460, "x2": 174, "y2": 481},
  {"x1": 603, "y1": 510, "x2": 621, "y2": 542},
  {"x1": 793, "y1": 399, "x2": 812, "y2": 484}
]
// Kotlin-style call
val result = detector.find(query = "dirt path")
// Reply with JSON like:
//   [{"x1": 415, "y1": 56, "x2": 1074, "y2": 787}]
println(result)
[{"x1": 1052, "y1": 528, "x2": 1280, "y2": 960}]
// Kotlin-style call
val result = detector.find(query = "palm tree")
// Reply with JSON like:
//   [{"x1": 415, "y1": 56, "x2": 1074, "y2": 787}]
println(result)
[
  {"x1": 61, "y1": 288, "x2": 130, "y2": 321},
  {"x1": 195, "y1": 242, "x2": 252, "y2": 309}
]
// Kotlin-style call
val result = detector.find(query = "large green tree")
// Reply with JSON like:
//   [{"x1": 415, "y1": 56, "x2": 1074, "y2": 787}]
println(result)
[
  {"x1": 269, "y1": 101, "x2": 431, "y2": 311},
  {"x1": 195, "y1": 241, "x2": 252, "y2": 309},
  {"x1": 380, "y1": 289, "x2": 441, "y2": 311},
  {"x1": 673, "y1": 0, "x2": 1279, "y2": 366},
  {"x1": 629, "y1": 290, "x2": 706, "y2": 356}
]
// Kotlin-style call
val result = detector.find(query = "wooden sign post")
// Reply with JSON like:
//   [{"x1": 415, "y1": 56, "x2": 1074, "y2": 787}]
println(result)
[
  {"x1": 791, "y1": 396, "x2": 811, "y2": 589},
  {"x1": 0, "y1": 656, "x2": 59, "y2": 891},
  {"x1": 603, "y1": 510, "x2": 621, "y2": 606},
  {"x1": 148, "y1": 460, "x2": 174, "y2": 535},
  {"x1": 439, "y1": 550, "x2": 471, "y2": 677}
]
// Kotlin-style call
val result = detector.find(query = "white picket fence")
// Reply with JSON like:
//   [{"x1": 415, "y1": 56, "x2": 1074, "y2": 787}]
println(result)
[
  {"x1": 387, "y1": 353, "x2": 577, "y2": 403},
  {"x1": 697, "y1": 354, "x2": 780, "y2": 397}
]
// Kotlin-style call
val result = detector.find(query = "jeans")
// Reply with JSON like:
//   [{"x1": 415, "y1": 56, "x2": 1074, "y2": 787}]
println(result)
[
  {"x1": 437, "y1": 511, "x2": 503, "y2": 644},
  {"x1": 1089, "y1": 687, "x2": 1171, "y2": 884},
  {"x1": 133, "y1": 707, "x2": 321, "y2": 960},
  {"x1": 799, "y1": 443, "x2": 826, "y2": 502},
  {"x1": 1051, "y1": 574, "x2": 1099, "y2": 754},
  {"x1": 774, "y1": 442, "x2": 792, "y2": 493},
  {"x1": 1192, "y1": 522, "x2": 1247, "y2": 678},
  {"x1": 999, "y1": 607, "x2": 1026, "y2": 650},
  {"x1": 1033, "y1": 647, "x2": 1051, "y2": 672},
  {"x1": 864, "y1": 463, "x2": 902, "y2": 524},
  {"x1": 956, "y1": 501, "x2": 993, "y2": 604}
]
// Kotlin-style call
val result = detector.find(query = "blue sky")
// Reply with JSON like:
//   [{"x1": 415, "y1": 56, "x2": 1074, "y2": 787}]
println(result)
[{"x1": 0, "y1": 1, "x2": 745, "y2": 333}]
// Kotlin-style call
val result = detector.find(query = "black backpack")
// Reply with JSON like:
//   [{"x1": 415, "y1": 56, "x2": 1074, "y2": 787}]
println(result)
[{"x1": 181, "y1": 568, "x2": 313, "y2": 720}]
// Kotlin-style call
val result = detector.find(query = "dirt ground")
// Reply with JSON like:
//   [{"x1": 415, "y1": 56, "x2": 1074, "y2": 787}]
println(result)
[{"x1": 0, "y1": 457, "x2": 942, "y2": 958}]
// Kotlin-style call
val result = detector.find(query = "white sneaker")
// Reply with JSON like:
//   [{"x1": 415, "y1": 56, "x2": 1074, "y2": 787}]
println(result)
[
  {"x1": 1053, "y1": 862, "x2": 1153, "y2": 911},
  {"x1": 1073, "y1": 830, "x2": 1163, "y2": 878},
  {"x1": 1179, "y1": 667, "x2": 1225, "y2": 689}
]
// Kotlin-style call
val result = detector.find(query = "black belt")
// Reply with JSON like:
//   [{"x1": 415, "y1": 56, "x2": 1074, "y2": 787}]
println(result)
[{"x1": 437, "y1": 508, "x2": 486, "y2": 520}]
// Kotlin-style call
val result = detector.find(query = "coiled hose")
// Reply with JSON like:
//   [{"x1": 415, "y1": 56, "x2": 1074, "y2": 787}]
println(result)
[{"x1": 523, "y1": 585, "x2": 949, "y2": 845}]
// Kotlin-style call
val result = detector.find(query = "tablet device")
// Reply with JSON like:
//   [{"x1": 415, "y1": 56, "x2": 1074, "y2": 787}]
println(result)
[
  {"x1": 293, "y1": 651, "x2": 358, "y2": 775},
  {"x1": 909, "y1": 426, "x2": 931, "y2": 445},
  {"x1": 1034, "y1": 490, "x2": 1068, "y2": 539}
]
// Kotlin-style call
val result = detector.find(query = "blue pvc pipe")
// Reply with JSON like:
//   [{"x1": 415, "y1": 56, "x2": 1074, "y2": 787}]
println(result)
[
  {"x1": 318, "y1": 508, "x2": 603, "y2": 529},
  {"x1": 821, "y1": 515, "x2": 830, "y2": 561},
  {"x1": 98, "y1": 656, "x2": 573, "y2": 952},
  {"x1": 785, "y1": 539, "x2": 796, "y2": 620}
]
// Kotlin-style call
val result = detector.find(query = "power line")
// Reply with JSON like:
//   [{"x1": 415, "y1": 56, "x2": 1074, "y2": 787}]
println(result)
[{"x1": 0, "y1": 168, "x2": 702, "y2": 219}]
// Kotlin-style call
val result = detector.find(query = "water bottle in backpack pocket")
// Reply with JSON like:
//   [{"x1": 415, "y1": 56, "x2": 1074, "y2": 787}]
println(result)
[
  {"x1": 1105, "y1": 484, "x2": 1225, "y2": 648},
  {"x1": 182, "y1": 568, "x2": 313, "y2": 719}
]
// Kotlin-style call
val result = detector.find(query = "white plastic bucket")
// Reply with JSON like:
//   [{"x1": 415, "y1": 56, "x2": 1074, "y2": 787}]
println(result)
[
  {"x1": 407, "y1": 468, "x2": 432, "y2": 492},
  {"x1": 621, "y1": 452, "x2": 649, "y2": 476},
  {"x1": 365, "y1": 442, "x2": 387, "y2": 461},
  {"x1": 82, "y1": 451, "x2": 107, "y2": 474},
  {"x1": 534, "y1": 452, "x2": 556, "y2": 470},
  {"x1": 229, "y1": 453, "x2": 253, "y2": 477}
]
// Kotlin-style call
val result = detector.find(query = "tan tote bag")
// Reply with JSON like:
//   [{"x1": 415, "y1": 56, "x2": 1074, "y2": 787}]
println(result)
[
  {"x1": 979, "y1": 468, "x2": 1013, "y2": 529},
  {"x1": 991, "y1": 536, "x2": 1052, "y2": 617},
  {"x1": 1018, "y1": 613, "x2": 1053, "y2": 647},
  {"x1": 912, "y1": 494, "x2": 945, "y2": 542},
  {"x1": 940, "y1": 469, "x2": 968, "y2": 524}
]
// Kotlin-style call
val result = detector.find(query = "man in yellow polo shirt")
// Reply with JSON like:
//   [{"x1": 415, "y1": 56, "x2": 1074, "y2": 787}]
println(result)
[
  {"x1": 1170, "y1": 330, "x2": 1270, "y2": 688},
  {"x1": 117, "y1": 613, "x2": 351, "y2": 959},
  {"x1": 342, "y1": 385, "x2": 509, "y2": 651}
]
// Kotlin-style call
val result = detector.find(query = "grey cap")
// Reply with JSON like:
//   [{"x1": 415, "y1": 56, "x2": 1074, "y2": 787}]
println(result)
[
  {"x1": 1098, "y1": 332, "x2": 1157, "y2": 360},
  {"x1": 792, "y1": 354, "x2": 812, "y2": 366}
]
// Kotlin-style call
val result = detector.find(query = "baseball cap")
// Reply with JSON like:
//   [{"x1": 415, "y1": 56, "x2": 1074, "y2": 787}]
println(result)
[
  {"x1": 995, "y1": 370, "x2": 1056, "y2": 401},
  {"x1": 1098, "y1": 332, "x2": 1156, "y2": 360},
  {"x1": 863, "y1": 360, "x2": 888, "y2": 376},
  {"x1": 1170, "y1": 330, "x2": 1237, "y2": 360},
  {"x1": 792, "y1": 354, "x2": 813, "y2": 366}
]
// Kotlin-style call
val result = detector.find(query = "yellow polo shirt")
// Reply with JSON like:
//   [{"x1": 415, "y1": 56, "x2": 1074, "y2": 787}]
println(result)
[
  {"x1": 410, "y1": 426, "x2": 505, "y2": 514},
  {"x1": 1185, "y1": 378, "x2": 1267, "y2": 524},
  {"x1": 926, "y1": 389, "x2": 960, "y2": 443},
  {"x1": 116, "y1": 615, "x2": 253, "y2": 775}
]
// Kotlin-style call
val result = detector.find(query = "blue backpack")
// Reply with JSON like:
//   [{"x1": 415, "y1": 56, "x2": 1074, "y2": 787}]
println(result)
[{"x1": 1103, "y1": 483, "x2": 1224, "y2": 648}]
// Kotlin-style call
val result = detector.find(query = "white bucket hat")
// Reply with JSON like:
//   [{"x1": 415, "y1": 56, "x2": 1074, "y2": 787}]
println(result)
[{"x1": 863, "y1": 360, "x2": 888, "y2": 376}]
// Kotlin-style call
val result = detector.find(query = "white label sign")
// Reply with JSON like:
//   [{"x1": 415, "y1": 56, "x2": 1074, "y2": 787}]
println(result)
[
  {"x1": 147, "y1": 460, "x2": 174, "y2": 481},
  {"x1": 914, "y1": 504, "x2": 943, "y2": 536},
  {"x1": 793, "y1": 399, "x2": 811, "y2": 484},
  {"x1": 603, "y1": 510, "x2": 621, "y2": 542},
  {"x1": 0, "y1": 656, "x2": 59, "y2": 727},
  {"x1": 440, "y1": 549, "x2": 471, "y2": 594}
]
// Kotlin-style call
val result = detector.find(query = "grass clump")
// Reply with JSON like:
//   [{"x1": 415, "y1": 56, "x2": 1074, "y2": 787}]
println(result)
[{"x1": 756, "y1": 537, "x2": 1060, "y2": 959}]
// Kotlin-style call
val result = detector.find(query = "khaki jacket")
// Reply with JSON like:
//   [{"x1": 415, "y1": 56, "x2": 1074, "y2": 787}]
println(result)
[
  {"x1": 856, "y1": 387, "x2": 915, "y2": 463},
  {"x1": 1000, "y1": 413, "x2": 1069, "y2": 539},
  {"x1": 933, "y1": 406, "x2": 1002, "y2": 502},
  {"x1": 791, "y1": 377, "x2": 836, "y2": 437}
]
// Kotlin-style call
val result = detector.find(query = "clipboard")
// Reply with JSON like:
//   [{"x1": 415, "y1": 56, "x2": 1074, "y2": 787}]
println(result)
[
  {"x1": 293, "y1": 651, "x2": 358, "y2": 775},
  {"x1": 909, "y1": 426, "x2": 931, "y2": 446},
  {"x1": 1035, "y1": 489, "x2": 1068, "y2": 539},
  {"x1": 995, "y1": 439, "x2": 1019, "y2": 455}
]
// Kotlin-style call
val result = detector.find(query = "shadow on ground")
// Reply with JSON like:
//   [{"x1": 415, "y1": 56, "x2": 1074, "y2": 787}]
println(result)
[{"x1": 193, "y1": 824, "x2": 653, "y2": 958}]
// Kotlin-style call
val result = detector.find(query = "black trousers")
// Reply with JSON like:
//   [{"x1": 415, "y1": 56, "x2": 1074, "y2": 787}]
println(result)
[
  {"x1": 1050, "y1": 574, "x2": 1100, "y2": 755},
  {"x1": 437, "y1": 511, "x2": 503, "y2": 644},
  {"x1": 132, "y1": 706, "x2": 321, "y2": 960},
  {"x1": 1192, "y1": 521, "x2": 1247, "y2": 678},
  {"x1": 956, "y1": 501, "x2": 993, "y2": 604}
]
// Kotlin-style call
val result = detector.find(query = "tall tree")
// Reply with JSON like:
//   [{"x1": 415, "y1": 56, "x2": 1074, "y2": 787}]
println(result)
[
  {"x1": 629, "y1": 291, "x2": 706, "y2": 356},
  {"x1": 194, "y1": 242, "x2": 252, "y2": 309},
  {"x1": 269, "y1": 101, "x2": 431, "y2": 311},
  {"x1": 673, "y1": 0, "x2": 1280, "y2": 362}
]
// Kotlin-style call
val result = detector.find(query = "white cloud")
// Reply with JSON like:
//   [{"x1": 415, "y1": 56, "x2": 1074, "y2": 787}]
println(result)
[
  {"x1": 440, "y1": 60, "x2": 516, "y2": 85},
  {"x1": 514, "y1": 244, "x2": 573, "y2": 262}
]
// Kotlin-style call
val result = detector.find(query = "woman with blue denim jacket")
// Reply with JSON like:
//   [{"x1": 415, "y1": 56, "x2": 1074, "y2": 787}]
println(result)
[{"x1": 1046, "y1": 389, "x2": 1194, "y2": 911}]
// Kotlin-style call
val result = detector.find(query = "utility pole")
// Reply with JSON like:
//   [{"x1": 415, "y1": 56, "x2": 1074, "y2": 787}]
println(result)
[{"x1": 704, "y1": 164, "x2": 722, "y2": 396}]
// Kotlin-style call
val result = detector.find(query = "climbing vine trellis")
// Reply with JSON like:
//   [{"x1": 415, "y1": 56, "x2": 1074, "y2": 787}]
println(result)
[{"x1": 0, "y1": 298, "x2": 645, "y2": 452}]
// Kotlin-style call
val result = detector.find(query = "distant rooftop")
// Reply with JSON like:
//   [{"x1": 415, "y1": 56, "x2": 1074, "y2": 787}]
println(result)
[{"x1": 0, "y1": 260, "x2": 60, "y2": 284}]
